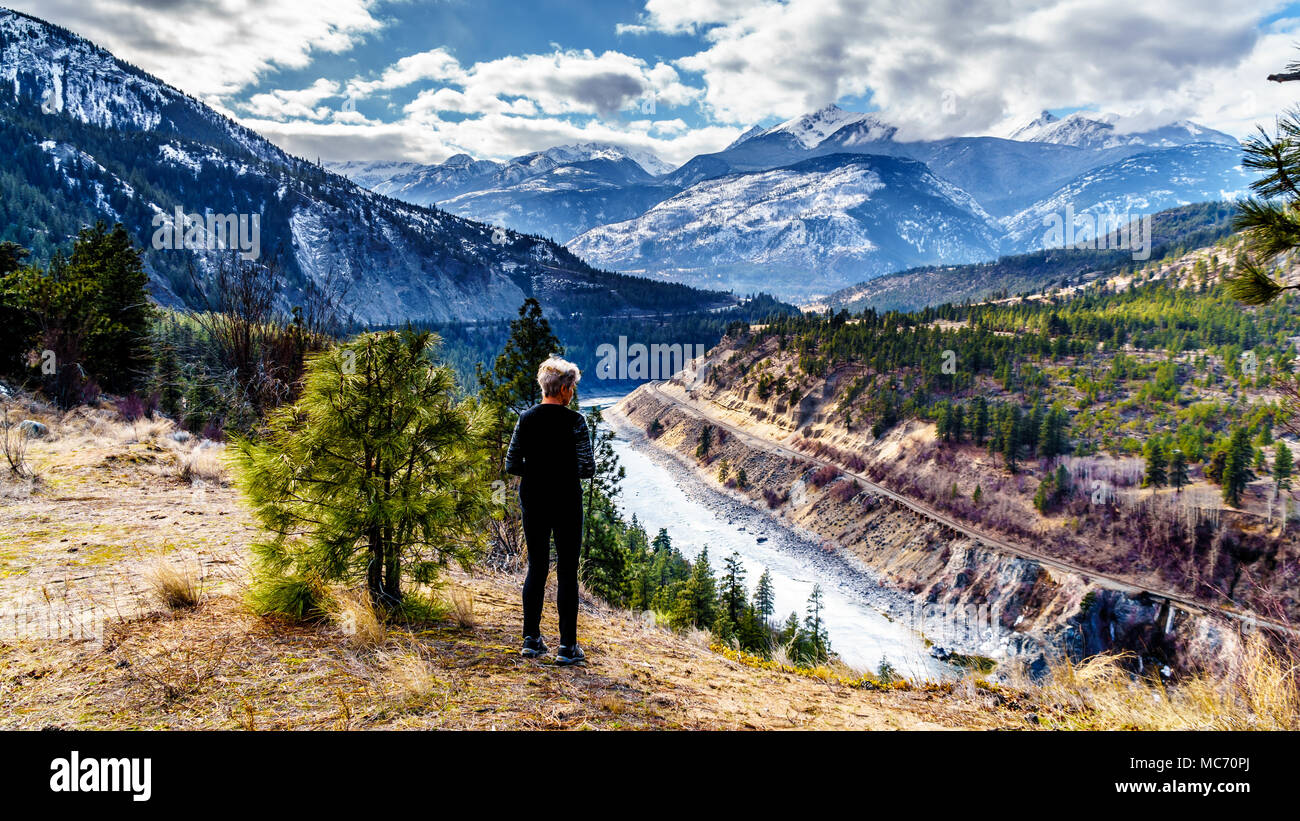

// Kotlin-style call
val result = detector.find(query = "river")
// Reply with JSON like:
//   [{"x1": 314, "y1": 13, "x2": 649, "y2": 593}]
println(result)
[{"x1": 582, "y1": 394, "x2": 949, "y2": 679}]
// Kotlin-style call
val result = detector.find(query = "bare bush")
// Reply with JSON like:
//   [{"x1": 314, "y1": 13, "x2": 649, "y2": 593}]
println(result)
[{"x1": 1, "y1": 404, "x2": 32, "y2": 478}]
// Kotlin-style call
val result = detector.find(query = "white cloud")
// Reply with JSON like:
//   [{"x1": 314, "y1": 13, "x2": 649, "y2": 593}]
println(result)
[
  {"x1": 245, "y1": 78, "x2": 342, "y2": 121},
  {"x1": 245, "y1": 109, "x2": 742, "y2": 168},
  {"x1": 7, "y1": 0, "x2": 384, "y2": 101},
  {"x1": 348, "y1": 48, "x2": 464, "y2": 95},
  {"x1": 654, "y1": 0, "x2": 1291, "y2": 140}
]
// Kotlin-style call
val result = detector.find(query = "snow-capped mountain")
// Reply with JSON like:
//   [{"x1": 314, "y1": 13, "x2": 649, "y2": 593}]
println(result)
[
  {"x1": 20, "y1": 0, "x2": 1247, "y2": 312},
  {"x1": 1000, "y1": 142, "x2": 1254, "y2": 251},
  {"x1": 736, "y1": 104, "x2": 899, "y2": 149},
  {"x1": 0, "y1": 9, "x2": 725, "y2": 323},
  {"x1": 568, "y1": 154, "x2": 1002, "y2": 298},
  {"x1": 336, "y1": 99, "x2": 1250, "y2": 301},
  {"x1": 1009, "y1": 110, "x2": 1239, "y2": 151},
  {"x1": 327, "y1": 142, "x2": 680, "y2": 241}
]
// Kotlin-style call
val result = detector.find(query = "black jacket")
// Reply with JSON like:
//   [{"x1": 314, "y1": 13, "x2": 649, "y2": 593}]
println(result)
[{"x1": 504, "y1": 404, "x2": 596, "y2": 492}]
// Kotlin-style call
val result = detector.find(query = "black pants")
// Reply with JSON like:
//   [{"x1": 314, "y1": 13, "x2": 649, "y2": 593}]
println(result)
[{"x1": 520, "y1": 487, "x2": 583, "y2": 647}]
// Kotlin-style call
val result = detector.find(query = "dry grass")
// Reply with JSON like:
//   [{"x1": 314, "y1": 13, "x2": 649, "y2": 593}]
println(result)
[
  {"x1": 175, "y1": 442, "x2": 228, "y2": 485},
  {"x1": 325, "y1": 587, "x2": 387, "y2": 650},
  {"x1": 1020, "y1": 632, "x2": 1300, "y2": 730},
  {"x1": 444, "y1": 586, "x2": 477, "y2": 630},
  {"x1": 374, "y1": 647, "x2": 448, "y2": 708},
  {"x1": 145, "y1": 559, "x2": 203, "y2": 610},
  {"x1": 1, "y1": 405, "x2": 33, "y2": 479}
]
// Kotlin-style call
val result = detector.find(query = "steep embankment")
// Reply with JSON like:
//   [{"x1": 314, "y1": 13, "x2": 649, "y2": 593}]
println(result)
[{"x1": 609, "y1": 376, "x2": 1241, "y2": 675}]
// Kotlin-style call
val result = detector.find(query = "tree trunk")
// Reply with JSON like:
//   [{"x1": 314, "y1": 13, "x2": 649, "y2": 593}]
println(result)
[
  {"x1": 382, "y1": 525, "x2": 401, "y2": 605},
  {"x1": 367, "y1": 526, "x2": 384, "y2": 606}
]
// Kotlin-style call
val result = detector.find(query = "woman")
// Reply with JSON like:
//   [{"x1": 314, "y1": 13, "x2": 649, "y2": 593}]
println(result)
[{"x1": 504, "y1": 356, "x2": 596, "y2": 665}]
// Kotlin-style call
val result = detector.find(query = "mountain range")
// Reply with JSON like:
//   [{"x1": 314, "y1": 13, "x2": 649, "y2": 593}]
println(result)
[
  {"x1": 334, "y1": 105, "x2": 1255, "y2": 301},
  {"x1": 0, "y1": 6, "x2": 1260, "y2": 314},
  {"x1": 0, "y1": 8, "x2": 727, "y2": 324}
]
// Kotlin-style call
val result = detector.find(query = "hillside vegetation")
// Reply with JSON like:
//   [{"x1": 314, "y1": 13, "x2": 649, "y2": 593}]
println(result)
[{"x1": 691, "y1": 232, "x2": 1300, "y2": 627}]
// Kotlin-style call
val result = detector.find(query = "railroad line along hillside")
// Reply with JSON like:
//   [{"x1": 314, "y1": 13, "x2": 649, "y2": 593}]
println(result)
[{"x1": 612, "y1": 234, "x2": 1300, "y2": 675}]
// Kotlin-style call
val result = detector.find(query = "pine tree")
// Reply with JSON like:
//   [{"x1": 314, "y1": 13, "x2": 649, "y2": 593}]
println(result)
[
  {"x1": 1170, "y1": 449, "x2": 1189, "y2": 492},
  {"x1": 695, "y1": 424, "x2": 713, "y2": 460},
  {"x1": 477, "y1": 298, "x2": 563, "y2": 463},
  {"x1": 971, "y1": 396, "x2": 989, "y2": 445},
  {"x1": 753, "y1": 568, "x2": 775, "y2": 626},
  {"x1": 1144, "y1": 439, "x2": 1167, "y2": 488},
  {"x1": 1000, "y1": 406, "x2": 1020, "y2": 473},
  {"x1": 719, "y1": 552, "x2": 748, "y2": 627},
  {"x1": 1039, "y1": 403, "x2": 1069, "y2": 458},
  {"x1": 651, "y1": 528, "x2": 672, "y2": 554},
  {"x1": 670, "y1": 547, "x2": 718, "y2": 630},
  {"x1": 0, "y1": 241, "x2": 35, "y2": 378},
  {"x1": 1275, "y1": 441, "x2": 1293, "y2": 491},
  {"x1": 75, "y1": 222, "x2": 153, "y2": 391},
  {"x1": 1223, "y1": 426, "x2": 1255, "y2": 508},
  {"x1": 153, "y1": 341, "x2": 183, "y2": 418},
  {"x1": 231, "y1": 330, "x2": 492, "y2": 613},
  {"x1": 800, "y1": 585, "x2": 830, "y2": 665}
]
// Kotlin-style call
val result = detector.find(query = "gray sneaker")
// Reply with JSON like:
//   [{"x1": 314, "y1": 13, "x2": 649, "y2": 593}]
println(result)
[
  {"x1": 555, "y1": 644, "x2": 587, "y2": 666},
  {"x1": 521, "y1": 635, "x2": 548, "y2": 658}
]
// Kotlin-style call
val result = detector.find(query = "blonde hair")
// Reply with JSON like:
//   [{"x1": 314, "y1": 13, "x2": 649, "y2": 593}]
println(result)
[{"x1": 537, "y1": 356, "x2": 581, "y2": 398}]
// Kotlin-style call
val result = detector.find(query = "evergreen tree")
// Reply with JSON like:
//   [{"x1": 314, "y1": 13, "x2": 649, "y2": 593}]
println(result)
[
  {"x1": 1170, "y1": 448, "x2": 1189, "y2": 491},
  {"x1": 651, "y1": 527, "x2": 672, "y2": 554},
  {"x1": 0, "y1": 241, "x2": 34, "y2": 377},
  {"x1": 753, "y1": 567, "x2": 775, "y2": 626},
  {"x1": 670, "y1": 547, "x2": 718, "y2": 630},
  {"x1": 1275, "y1": 441, "x2": 1293, "y2": 491},
  {"x1": 1038, "y1": 403, "x2": 1069, "y2": 458},
  {"x1": 1223, "y1": 426, "x2": 1255, "y2": 507},
  {"x1": 800, "y1": 585, "x2": 830, "y2": 665},
  {"x1": 719, "y1": 552, "x2": 748, "y2": 627},
  {"x1": 1144, "y1": 439, "x2": 1168, "y2": 488},
  {"x1": 579, "y1": 407, "x2": 628, "y2": 598},
  {"x1": 231, "y1": 330, "x2": 492, "y2": 613},
  {"x1": 1000, "y1": 406, "x2": 1021, "y2": 473},
  {"x1": 153, "y1": 341, "x2": 183, "y2": 418},
  {"x1": 971, "y1": 396, "x2": 989, "y2": 445},
  {"x1": 477, "y1": 298, "x2": 563, "y2": 462},
  {"x1": 695, "y1": 423, "x2": 713, "y2": 460},
  {"x1": 74, "y1": 222, "x2": 153, "y2": 391}
]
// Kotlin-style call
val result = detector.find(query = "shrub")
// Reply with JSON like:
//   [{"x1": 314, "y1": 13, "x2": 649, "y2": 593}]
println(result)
[
  {"x1": 232, "y1": 330, "x2": 492, "y2": 613},
  {"x1": 829, "y1": 480, "x2": 860, "y2": 502},
  {"x1": 810, "y1": 464, "x2": 840, "y2": 488},
  {"x1": 116, "y1": 394, "x2": 146, "y2": 422}
]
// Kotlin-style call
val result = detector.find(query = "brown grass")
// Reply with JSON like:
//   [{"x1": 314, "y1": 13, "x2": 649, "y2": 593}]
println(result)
[
  {"x1": 325, "y1": 587, "x2": 387, "y2": 650},
  {"x1": 444, "y1": 586, "x2": 477, "y2": 630},
  {"x1": 145, "y1": 559, "x2": 203, "y2": 610},
  {"x1": 1017, "y1": 632, "x2": 1300, "y2": 730}
]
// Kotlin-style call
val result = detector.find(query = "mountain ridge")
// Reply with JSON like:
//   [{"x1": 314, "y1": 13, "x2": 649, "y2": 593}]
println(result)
[{"x1": 0, "y1": 8, "x2": 728, "y2": 324}]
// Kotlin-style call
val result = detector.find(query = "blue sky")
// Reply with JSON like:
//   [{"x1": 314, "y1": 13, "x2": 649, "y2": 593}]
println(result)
[{"x1": 11, "y1": 0, "x2": 1300, "y2": 167}]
